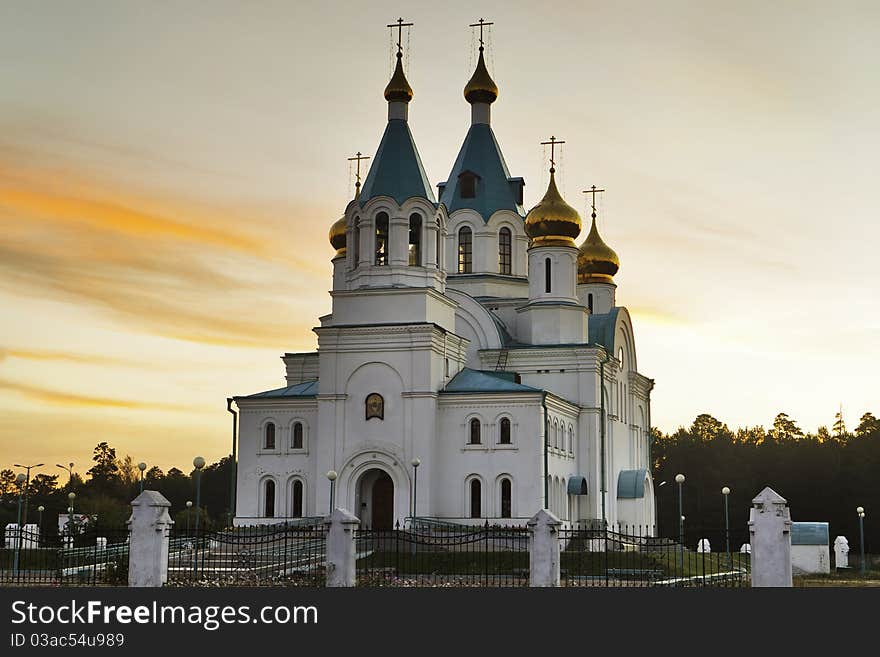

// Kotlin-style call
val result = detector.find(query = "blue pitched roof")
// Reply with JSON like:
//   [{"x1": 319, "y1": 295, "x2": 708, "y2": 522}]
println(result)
[
  {"x1": 791, "y1": 522, "x2": 829, "y2": 546},
  {"x1": 238, "y1": 380, "x2": 318, "y2": 399},
  {"x1": 359, "y1": 119, "x2": 435, "y2": 205},
  {"x1": 617, "y1": 469, "x2": 648, "y2": 499},
  {"x1": 442, "y1": 368, "x2": 540, "y2": 394},
  {"x1": 439, "y1": 123, "x2": 523, "y2": 220},
  {"x1": 588, "y1": 307, "x2": 620, "y2": 353}
]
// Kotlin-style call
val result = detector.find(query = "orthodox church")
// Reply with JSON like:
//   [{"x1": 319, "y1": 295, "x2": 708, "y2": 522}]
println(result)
[{"x1": 231, "y1": 30, "x2": 655, "y2": 530}]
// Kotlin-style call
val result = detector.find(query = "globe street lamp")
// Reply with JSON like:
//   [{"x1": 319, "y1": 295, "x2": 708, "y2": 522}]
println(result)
[
  {"x1": 675, "y1": 474, "x2": 685, "y2": 572},
  {"x1": 12, "y1": 473, "x2": 26, "y2": 576},
  {"x1": 138, "y1": 462, "x2": 147, "y2": 493},
  {"x1": 656, "y1": 480, "x2": 667, "y2": 535},
  {"x1": 410, "y1": 458, "x2": 421, "y2": 522},
  {"x1": 14, "y1": 462, "x2": 44, "y2": 527},
  {"x1": 192, "y1": 456, "x2": 205, "y2": 578},
  {"x1": 722, "y1": 486, "x2": 732, "y2": 570},
  {"x1": 186, "y1": 501, "x2": 193, "y2": 535},
  {"x1": 66, "y1": 492, "x2": 76, "y2": 548},
  {"x1": 857, "y1": 506, "x2": 866, "y2": 575},
  {"x1": 326, "y1": 470, "x2": 338, "y2": 512},
  {"x1": 56, "y1": 462, "x2": 75, "y2": 491},
  {"x1": 37, "y1": 505, "x2": 45, "y2": 546}
]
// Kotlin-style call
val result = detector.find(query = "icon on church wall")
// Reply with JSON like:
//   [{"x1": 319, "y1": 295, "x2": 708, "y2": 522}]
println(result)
[{"x1": 365, "y1": 393, "x2": 384, "y2": 420}]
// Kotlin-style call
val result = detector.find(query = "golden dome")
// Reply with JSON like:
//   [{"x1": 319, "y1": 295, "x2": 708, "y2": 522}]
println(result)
[
  {"x1": 577, "y1": 214, "x2": 619, "y2": 283},
  {"x1": 384, "y1": 51, "x2": 413, "y2": 103},
  {"x1": 524, "y1": 169, "x2": 582, "y2": 247},
  {"x1": 329, "y1": 216, "x2": 347, "y2": 257},
  {"x1": 464, "y1": 47, "x2": 498, "y2": 104}
]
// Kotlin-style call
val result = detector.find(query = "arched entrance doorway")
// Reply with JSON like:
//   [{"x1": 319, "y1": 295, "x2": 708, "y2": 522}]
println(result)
[{"x1": 356, "y1": 468, "x2": 395, "y2": 529}]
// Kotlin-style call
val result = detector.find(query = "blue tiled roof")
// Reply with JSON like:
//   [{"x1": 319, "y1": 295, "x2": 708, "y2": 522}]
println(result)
[
  {"x1": 442, "y1": 368, "x2": 540, "y2": 394},
  {"x1": 617, "y1": 469, "x2": 648, "y2": 499},
  {"x1": 439, "y1": 123, "x2": 523, "y2": 220},
  {"x1": 588, "y1": 307, "x2": 620, "y2": 353},
  {"x1": 238, "y1": 380, "x2": 318, "y2": 399},
  {"x1": 360, "y1": 119, "x2": 435, "y2": 205},
  {"x1": 791, "y1": 522, "x2": 829, "y2": 546}
]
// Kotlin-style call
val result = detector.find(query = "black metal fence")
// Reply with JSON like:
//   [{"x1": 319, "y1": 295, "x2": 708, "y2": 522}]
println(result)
[
  {"x1": 1, "y1": 525, "x2": 130, "y2": 586},
  {"x1": 559, "y1": 523, "x2": 751, "y2": 587},
  {"x1": 168, "y1": 520, "x2": 326, "y2": 586},
  {"x1": 356, "y1": 520, "x2": 531, "y2": 587}
]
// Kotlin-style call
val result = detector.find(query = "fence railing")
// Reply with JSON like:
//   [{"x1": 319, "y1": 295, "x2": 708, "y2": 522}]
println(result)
[{"x1": 167, "y1": 523, "x2": 327, "y2": 586}]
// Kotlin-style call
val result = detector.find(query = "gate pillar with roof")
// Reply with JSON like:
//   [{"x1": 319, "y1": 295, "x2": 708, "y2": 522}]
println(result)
[{"x1": 127, "y1": 490, "x2": 173, "y2": 587}]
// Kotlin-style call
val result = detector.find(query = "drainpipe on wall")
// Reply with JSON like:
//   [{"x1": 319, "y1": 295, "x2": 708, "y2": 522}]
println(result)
[
  {"x1": 227, "y1": 397, "x2": 238, "y2": 525},
  {"x1": 542, "y1": 392, "x2": 549, "y2": 510},
  {"x1": 599, "y1": 350, "x2": 611, "y2": 528}
]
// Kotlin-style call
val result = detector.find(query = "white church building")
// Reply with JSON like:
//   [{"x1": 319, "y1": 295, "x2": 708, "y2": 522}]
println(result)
[{"x1": 231, "y1": 34, "x2": 655, "y2": 531}]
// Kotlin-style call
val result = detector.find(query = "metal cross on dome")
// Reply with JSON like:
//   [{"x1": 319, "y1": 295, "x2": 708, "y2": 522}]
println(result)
[
  {"x1": 348, "y1": 151, "x2": 370, "y2": 196},
  {"x1": 387, "y1": 17, "x2": 414, "y2": 53},
  {"x1": 540, "y1": 135, "x2": 565, "y2": 170},
  {"x1": 582, "y1": 185, "x2": 606, "y2": 217},
  {"x1": 469, "y1": 18, "x2": 494, "y2": 48}
]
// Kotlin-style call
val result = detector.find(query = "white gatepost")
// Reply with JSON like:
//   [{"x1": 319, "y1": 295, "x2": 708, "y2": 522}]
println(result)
[
  {"x1": 748, "y1": 487, "x2": 792, "y2": 587},
  {"x1": 325, "y1": 508, "x2": 360, "y2": 587},
  {"x1": 127, "y1": 490, "x2": 173, "y2": 587},
  {"x1": 833, "y1": 536, "x2": 849, "y2": 569},
  {"x1": 528, "y1": 509, "x2": 561, "y2": 587}
]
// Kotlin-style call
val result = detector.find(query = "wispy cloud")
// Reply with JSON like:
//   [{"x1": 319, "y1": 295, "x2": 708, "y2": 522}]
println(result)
[{"x1": 0, "y1": 378, "x2": 190, "y2": 410}]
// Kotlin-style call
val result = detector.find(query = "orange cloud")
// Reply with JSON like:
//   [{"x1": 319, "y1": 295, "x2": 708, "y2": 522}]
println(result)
[{"x1": 0, "y1": 378, "x2": 190, "y2": 411}]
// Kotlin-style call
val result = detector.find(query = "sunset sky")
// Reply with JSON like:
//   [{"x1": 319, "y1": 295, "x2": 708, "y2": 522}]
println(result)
[{"x1": 1, "y1": 1, "x2": 878, "y2": 476}]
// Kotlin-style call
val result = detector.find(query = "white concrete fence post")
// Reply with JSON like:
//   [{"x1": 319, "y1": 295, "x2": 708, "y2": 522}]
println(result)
[
  {"x1": 325, "y1": 508, "x2": 360, "y2": 587},
  {"x1": 528, "y1": 509, "x2": 561, "y2": 587},
  {"x1": 748, "y1": 487, "x2": 793, "y2": 587},
  {"x1": 127, "y1": 490, "x2": 174, "y2": 587},
  {"x1": 834, "y1": 536, "x2": 850, "y2": 569}
]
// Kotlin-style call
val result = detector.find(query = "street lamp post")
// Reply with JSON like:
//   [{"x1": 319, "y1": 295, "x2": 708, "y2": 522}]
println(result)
[
  {"x1": 656, "y1": 480, "x2": 666, "y2": 535},
  {"x1": 56, "y1": 463, "x2": 75, "y2": 491},
  {"x1": 675, "y1": 474, "x2": 685, "y2": 572},
  {"x1": 192, "y1": 456, "x2": 205, "y2": 578},
  {"x1": 138, "y1": 462, "x2": 147, "y2": 493},
  {"x1": 37, "y1": 505, "x2": 44, "y2": 547},
  {"x1": 722, "y1": 486, "x2": 731, "y2": 570},
  {"x1": 12, "y1": 473, "x2": 26, "y2": 576},
  {"x1": 326, "y1": 471, "x2": 338, "y2": 512},
  {"x1": 857, "y1": 506, "x2": 866, "y2": 576},
  {"x1": 66, "y1": 492, "x2": 76, "y2": 548},
  {"x1": 186, "y1": 501, "x2": 193, "y2": 535},
  {"x1": 410, "y1": 458, "x2": 421, "y2": 522},
  {"x1": 14, "y1": 462, "x2": 44, "y2": 527}
]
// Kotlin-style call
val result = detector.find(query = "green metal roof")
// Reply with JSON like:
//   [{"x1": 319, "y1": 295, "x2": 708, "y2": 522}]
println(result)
[
  {"x1": 617, "y1": 469, "x2": 648, "y2": 499},
  {"x1": 359, "y1": 119, "x2": 435, "y2": 205},
  {"x1": 238, "y1": 380, "x2": 318, "y2": 399},
  {"x1": 439, "y1": 123, "x2": 523, "y2": 220},
  {"x1": 567, "y1": 476, "x2": 588, "y2": 495},
  {"x1": 442, "y1": 368, "x2": 540, "y2": 394},
  {"x1": 588, "y1": 307, "x2": 620, "y2": 354},
  {"x1": 791, "y1": 522, "x2": 829, "y2": 546}
]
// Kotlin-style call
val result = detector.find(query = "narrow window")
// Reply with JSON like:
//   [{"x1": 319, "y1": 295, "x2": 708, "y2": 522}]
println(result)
[
  {"x1": 568, "y1": 427, "x2": 573, "y2": 453},
  {"x1": 470, "y1": 479, "x2": 482, "y2": 518},
  {"x1": 501, "y1": 479, "x2": 512, "y2": 518},
  {"x1": 460, "y1": 173, "x2": 476, "y2": 199},
  {"x1": 292, "y1": 422, "x2": 303, "y2": 449},
  {"x1": 458, "y1": 226, "x2": 472, "y2": 273},
  {"x1": 375, "y1": 212, "x2": 389, "y2": 265},
  {"x1": 545, "y1": 257, "x2": 552, "y2": 293},
  {"x1": 469, "y1": 418, "x2": 481, "y2": 445},
  {"x1": 435, "y1": 218, "x2": 441, "y2": 268},
  {"x1": 499, "y1": 227, "x2": 512, "y2": 275},
  {"x1": 292, "y1": 480, "x2": 303, "y2": 517},
  {"x1": 264, "y1": 480, "x2": 275, "y2": 518},
  {"x1": 499, "y1": 417, "x2": 511, "y2": 444},
  {"x1": 408, "y1": 213, "x2": 422, "y2": 266},
  {"x1": 264, "y1": 422, "x2": 275, "y2": 450},
  {"x1": 588, "y1": 293, "x2": 593, "y2": 313},
  {"x1": 353, "y1": 218, "x2": 360, "y2": 265}
]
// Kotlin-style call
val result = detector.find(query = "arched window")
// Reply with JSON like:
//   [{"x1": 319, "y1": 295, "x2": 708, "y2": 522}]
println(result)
[
  {"x1": 435, "y1": 218, "x2": 441, "y2": 268},
  {"x1": 469, "y1": 418, "x2": 481, "y2": 445},
  {"x1": 499, "y1": 227, "x2": 512, "y2": 275},
  {"x1": 408, "y1": 213, "x2": 422, "y2": 266},
  {"x1": 458, "y1": 226, "x2": 472, "y2": 273},
  {"x1": 264, "y1": 422, "x2": 275, "y2": 450},
  {"x1": 353, "y1": 217, "x2": 360, "y2": 265},
  {"x1": 470, "y1": 479, "x2": 481, "y2": 518},
  {"x1": 568, "y1": 426, "x2": 573, "y2": 453},
  {"x1": 292, "y1": 422, "x2": 303, "y2": 449},
  {"x1": 292, "y1": 480, "x2": 303, "y2": 518},
  {"x1": 264, "y1": 480, "x2": 275, "y2": 518},
  {"x1": 375, "y1": 212, "x2": 389, "y2": 265},
  {"x1": 587, "y1": 293, "x2": 593, "y2": 314},
  {"x1": 553, "y1": 420, "x2": 559, "y2": 449},
  {"x1": 499, "y1": 417, "x2": 511, "y2": 444},
  {"x1": 545, "y1": 258, "x2": 552, "y2": 293},
  {"x1": 500, "y1": 478, "x2": 512, "y2": 518}
]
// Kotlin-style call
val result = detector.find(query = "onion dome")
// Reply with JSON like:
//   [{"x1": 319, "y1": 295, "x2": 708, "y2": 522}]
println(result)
[
  {"x1": 329, "y1": 216, "x2": 347, "y2": 258},
  {"x1": 577, "y1": 213, "x2": 619, "y2": 283},
  {"x1": 384, "y1": 51, "x2": 413, "y2": 103},
  {"x1": 524, "y1": 169, "x2": 582, "y2": 247},
  {"x1": 464, "y1": 46, "x2": 498, "y2": 104}
]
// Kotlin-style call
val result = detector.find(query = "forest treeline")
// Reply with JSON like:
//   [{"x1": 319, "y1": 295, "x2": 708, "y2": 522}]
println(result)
[{"x1": 2, "y1": 411, "x2": 878, "y2": 549}]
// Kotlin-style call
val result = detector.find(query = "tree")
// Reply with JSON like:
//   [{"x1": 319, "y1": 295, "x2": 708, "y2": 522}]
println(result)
[
  {"x1": 833, "y1": 411, "x2": 847, "y2": 438},
  {"x1": 87, "y1": 442, "x2": 122, "y2": 497},
  {"x1": 856, "y1": 412, "x2": 880, "y2": 437},
  {"x1": 768, "y1": 412, "x2": 804, "y2": 443}
]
